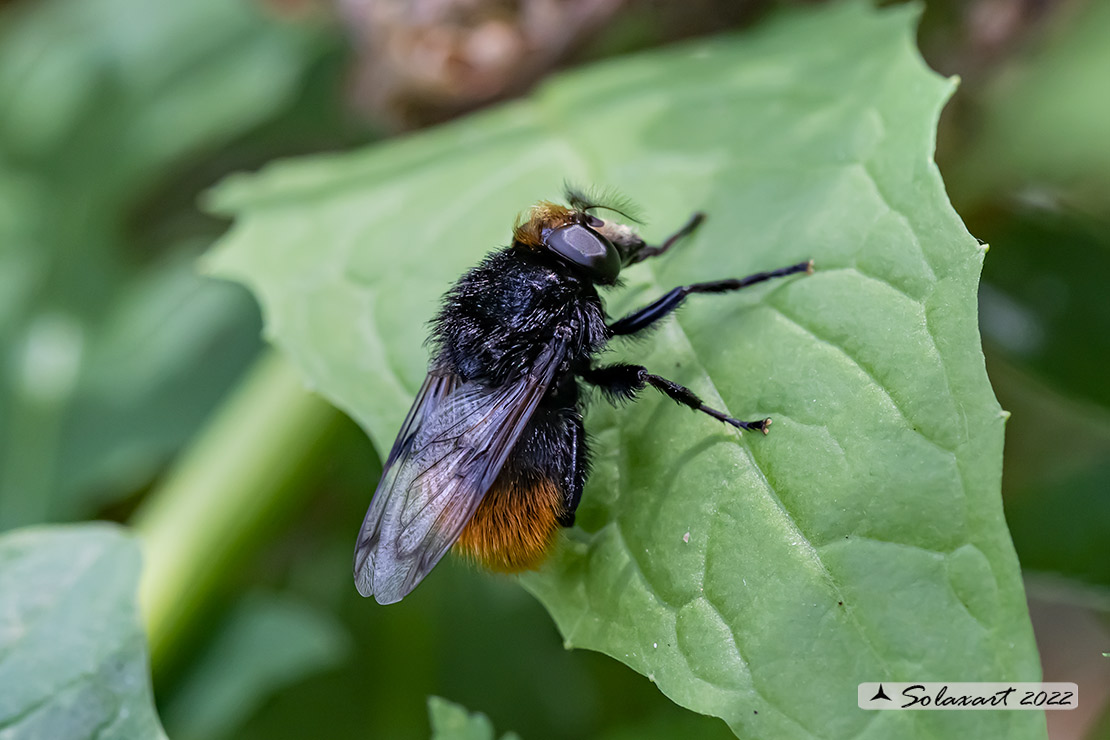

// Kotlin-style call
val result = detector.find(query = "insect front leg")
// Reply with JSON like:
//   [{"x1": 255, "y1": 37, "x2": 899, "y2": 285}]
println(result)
[
  {"x1": 624, "y1": 212, "x2": 706, "y2": 265},
  {"x1": 608, "y1": 260, "x2": 813, "y2": 336},
  {"x1": 580, "y1": 363, "x2": 771, "y2": 434}
]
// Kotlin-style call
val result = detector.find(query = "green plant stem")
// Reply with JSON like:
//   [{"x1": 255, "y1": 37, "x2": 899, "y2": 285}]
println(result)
[{"x1": 131, "y1": 349, "x2": 343, "y2": 669}]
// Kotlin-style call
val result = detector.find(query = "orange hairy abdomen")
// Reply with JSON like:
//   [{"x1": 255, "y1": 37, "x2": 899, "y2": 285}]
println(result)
[{"x1": 455, "y1": 475, "x2": 563, "y2": 572}]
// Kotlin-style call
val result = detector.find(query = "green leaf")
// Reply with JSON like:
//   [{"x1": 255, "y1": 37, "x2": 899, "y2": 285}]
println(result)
[
  {"x1": 206, "y1": 3, "x2": 1043, "y2": 738},
  {"x1": 428, "y1": 697, "x2": 520, "y2": 740},
  {"x1": 0, "y1": 523, "x2": 166, "y2": 739}
]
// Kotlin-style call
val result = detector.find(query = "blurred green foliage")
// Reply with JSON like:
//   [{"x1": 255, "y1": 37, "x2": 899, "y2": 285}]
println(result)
[
  {"x1": 0, "y1": 0, "x2": 1107, "y2": 737},
  {"x1": 162, "y1": 589, "x2": 349, "y2": 740},
  {"x1": 0, "y1": 0, "x2": 324, "y2": 527}
]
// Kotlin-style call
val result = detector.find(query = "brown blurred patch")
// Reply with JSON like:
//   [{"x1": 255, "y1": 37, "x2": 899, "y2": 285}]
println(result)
[
  {"x1": 337, "y1": 0, "x2": 627, "y2": 129},
  {"x1": 334, "y1": 0, "x2": 785, "y2": 130},
  {"x1": 919, "y1": 0, "x2": 1075, "y2": 80}
]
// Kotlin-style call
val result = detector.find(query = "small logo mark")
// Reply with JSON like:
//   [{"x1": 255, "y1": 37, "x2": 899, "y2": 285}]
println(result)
[{"x1": 870, "y1": 684, "x2": 892, "y2": 702}]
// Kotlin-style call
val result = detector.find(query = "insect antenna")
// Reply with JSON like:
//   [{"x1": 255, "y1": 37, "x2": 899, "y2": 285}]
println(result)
[{"x1": 563, "y1": 182, "x2": 644, "y2": 224}]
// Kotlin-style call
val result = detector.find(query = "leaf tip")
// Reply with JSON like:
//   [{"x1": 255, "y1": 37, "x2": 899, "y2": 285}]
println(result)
[
  {"x1": 201, "y1": 173, "x2": 253, "y2": 217},
  {"x1": 196, "y1": 248, "x2": 224, "y2": 278}
]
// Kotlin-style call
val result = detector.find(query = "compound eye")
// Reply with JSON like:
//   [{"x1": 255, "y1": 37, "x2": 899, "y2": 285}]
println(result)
[{"x1": 544, "y1": 223, "x2": 621, "y2": 282}]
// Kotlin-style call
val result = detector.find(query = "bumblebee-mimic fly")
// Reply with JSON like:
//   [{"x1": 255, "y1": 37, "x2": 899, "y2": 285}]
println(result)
[{"x1": 354, "y1": 187, "x2": 813, "y2": 604}]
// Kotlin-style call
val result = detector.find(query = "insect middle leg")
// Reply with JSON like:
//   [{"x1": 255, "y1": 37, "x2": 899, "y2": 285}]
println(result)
[
  {"x1": 608, "y1": 260, "x2": 813, "y2": 336},
  {"x1": 580, "y1": 364, "x2": 771, "y2": 434}
]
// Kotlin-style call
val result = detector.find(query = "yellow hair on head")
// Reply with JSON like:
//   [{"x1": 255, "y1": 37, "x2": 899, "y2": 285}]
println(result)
[
  {"x1": 512, "y1": 201, "x2": 574, "y2": 248},
  {"x1": 455, "y1": 475, "x2": 563, "y2": 572}
]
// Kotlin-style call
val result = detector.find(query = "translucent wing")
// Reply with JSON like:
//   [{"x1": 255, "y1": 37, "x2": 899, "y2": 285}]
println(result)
[{"x1": 353, "y1": 336, "x2": 568, "y2": 604}]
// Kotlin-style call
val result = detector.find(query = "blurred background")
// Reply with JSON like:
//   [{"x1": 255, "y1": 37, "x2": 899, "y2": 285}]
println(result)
[{"x1": 0, "y1": 0, "x2": 1107, "y2": 738}]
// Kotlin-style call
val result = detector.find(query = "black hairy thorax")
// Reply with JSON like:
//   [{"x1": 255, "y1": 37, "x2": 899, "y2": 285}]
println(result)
[{"x1": 429, "y1": 247, "x2": 610, "y2": 387}]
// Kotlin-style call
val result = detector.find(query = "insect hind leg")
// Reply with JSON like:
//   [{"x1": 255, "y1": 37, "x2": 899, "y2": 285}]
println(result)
[
  {"x1": 556, "y1": 415, "x2": 587, "y2": 527},
  {"x1": 581, "y1": 363, "x2": 770, "y2": 434}
]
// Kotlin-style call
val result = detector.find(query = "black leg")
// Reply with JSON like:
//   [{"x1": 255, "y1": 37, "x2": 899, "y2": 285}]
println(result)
[
  {"x1": 581, "y1": 363, "x2": 771, "y2": 434},
  {"x1": 609, "y1": 259, "x2": 813, "y2": 336},
  {"x1": 626, "y1": 212, "x2": 707, "y2": 265},
  {"x1": 556, "y1": 416, "x2": 587, "y2": 526}
]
